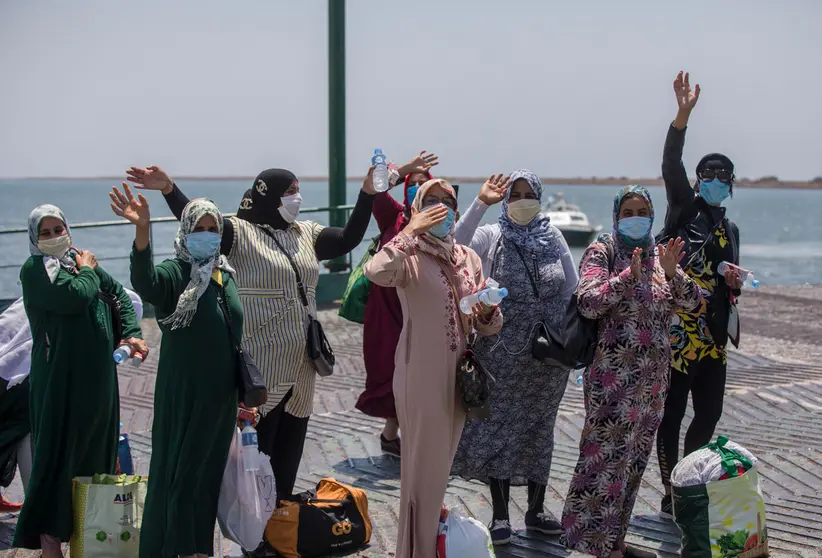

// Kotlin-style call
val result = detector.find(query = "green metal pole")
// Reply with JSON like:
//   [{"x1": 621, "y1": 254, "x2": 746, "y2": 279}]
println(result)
[{"x1": 327, "y1": 0, "x2": 348, "y2": 272}]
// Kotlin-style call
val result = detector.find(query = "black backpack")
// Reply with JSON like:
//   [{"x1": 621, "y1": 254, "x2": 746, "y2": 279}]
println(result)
[{"x1": 532, "y1": 235, "x2": 616, "y2": 369}]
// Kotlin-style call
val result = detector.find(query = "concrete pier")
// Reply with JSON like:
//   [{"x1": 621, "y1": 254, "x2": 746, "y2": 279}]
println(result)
[{"x1": 2, "y1": 285, "x2": 821, "y2": 557}]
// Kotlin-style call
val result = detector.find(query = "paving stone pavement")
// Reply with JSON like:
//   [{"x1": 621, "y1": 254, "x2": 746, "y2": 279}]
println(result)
[{"x1": 2, "y1": 288, "x2": 822, "y2": 557}]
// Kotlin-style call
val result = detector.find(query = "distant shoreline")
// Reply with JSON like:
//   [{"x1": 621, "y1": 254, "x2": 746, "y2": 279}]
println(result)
[{"x1": 3, "y1": 175, "x2": 821, "y2": 190}]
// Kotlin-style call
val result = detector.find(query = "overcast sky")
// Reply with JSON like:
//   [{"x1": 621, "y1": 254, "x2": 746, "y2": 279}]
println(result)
[{"x1": 1, "y1": 0, "x2": 819, "y2": 180}]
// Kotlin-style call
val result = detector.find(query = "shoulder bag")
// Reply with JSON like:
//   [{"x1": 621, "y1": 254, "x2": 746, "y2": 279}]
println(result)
[
  {"x1": 216, "y1": 282, "x2": 268, "y2": 408},
  {"x1": 262, "y1": 229, "x2": 335, "y2": 377},
  {"x1": 532, "y1": 235, "x2": 616, "y2": 368}
]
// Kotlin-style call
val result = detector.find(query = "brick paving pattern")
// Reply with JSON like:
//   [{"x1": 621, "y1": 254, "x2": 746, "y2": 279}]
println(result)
[{"x1": 2, "y1": 286, "x2": 821, "y2": 557}]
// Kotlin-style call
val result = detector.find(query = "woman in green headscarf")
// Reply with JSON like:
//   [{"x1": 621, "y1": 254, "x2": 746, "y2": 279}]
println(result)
[
  {"x1": 13, "y1": 205, "x2": 145, "y2": 557},
  {"x1": 112, "y1": 185, "x2": 241, "y2": 558}
]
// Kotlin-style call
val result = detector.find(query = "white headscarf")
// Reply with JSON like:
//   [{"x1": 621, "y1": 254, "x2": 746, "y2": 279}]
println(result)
[
  {"x1": 159, "y1": 198, "x2": 234, "y2": 330},
  {"x1": 27, "y1": 204, "x2": 76, "y2": 283}
]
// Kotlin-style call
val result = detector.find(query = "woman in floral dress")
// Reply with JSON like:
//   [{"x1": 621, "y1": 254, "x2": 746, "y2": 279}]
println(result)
[{"x1": 560, "y1": 185, "x2": 702, "y2": 558}]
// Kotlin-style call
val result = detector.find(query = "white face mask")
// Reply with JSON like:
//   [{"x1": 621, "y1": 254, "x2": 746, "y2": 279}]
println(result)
[
  {"x1": 37, "y1": 235, "x2": 71, "y2": 258},
  {"x1": 507, "y1": 199, "x2": 541, "y2": 225},
  {"x1": 278, "y1": 193, "x2": 302, "y2": 224}
]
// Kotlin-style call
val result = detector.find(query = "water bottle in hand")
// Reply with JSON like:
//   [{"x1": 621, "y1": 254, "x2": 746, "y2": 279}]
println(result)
[
  {"x1": 241, "y1": 421, "x2": 260, "y2": 472},
  {"x1": 113, "y1": 345, "x2": 132, "y2": 365},
  {"x1": 372, "y1": 148, "x2": 389, "y2": 192},
  {"x1": 718, "y1": 262, "x2": 759, "y2": 288},
  {"x1": 459, "y1": 278, "x2": 508, "y2": 315}
]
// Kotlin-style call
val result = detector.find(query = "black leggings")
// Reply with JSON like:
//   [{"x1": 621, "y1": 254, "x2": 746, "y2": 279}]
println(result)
[
  {"x1": 255, "y1": 389, "x2": 310, "y2": 500},
  {"x1": 488, "y1": 477, "x2": 546, "y2": 521},
  {"x1": 657, "y1": 355, "x2": 727, "y2": 487}
]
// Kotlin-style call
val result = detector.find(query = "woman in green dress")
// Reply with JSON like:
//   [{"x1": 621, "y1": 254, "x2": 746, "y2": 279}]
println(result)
[
  {"x1": 112, "y1": 185, "x2": 241, "y2": 558},
  {"x1": 13, "y1": 205, "x2": 145, "y2": 557}
]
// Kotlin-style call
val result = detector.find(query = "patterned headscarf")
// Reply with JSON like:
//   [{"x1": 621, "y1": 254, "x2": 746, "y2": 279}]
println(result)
[
  {"x1": 612, "y1": 184, "x2": 655, "y2": 249},
  {"x1": 499, "y1": 169, "x2": 555, "y2": 251},
  {"x1": 236, "y1": 168, "x2": 299, "y2": 229},
  {"x1": 160, "y1": 198, "x2": 235, "y2": 330},
  {"x1": 27, "y1": 204, "x2": 76, "y2": 283},
  {"x1": 411, "y1": 179, "x2": 466, "y2": 267}
]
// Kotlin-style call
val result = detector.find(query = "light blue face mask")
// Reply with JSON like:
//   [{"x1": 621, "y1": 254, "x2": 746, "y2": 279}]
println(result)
[
  {"x1": 699, "y1": 179, "x2": 731, "y2": 206},
  {"x1": 424, "y1": 204, "x2": 456, "y2": 239},
  {"x1": 186, "y1": 231, "x2": 221, "y2": 261},
  {"x1": 406, "y1": 185, "x2": 419, "y2": 207},
  {"x1": 617, "y1": 216, "x2": 652, "y2": 240}
]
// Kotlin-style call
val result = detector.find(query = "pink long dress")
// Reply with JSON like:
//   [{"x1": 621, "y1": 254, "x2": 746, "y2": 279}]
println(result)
[{"x1": 364, "y1": 231, "x2": 502, "y2": 558}]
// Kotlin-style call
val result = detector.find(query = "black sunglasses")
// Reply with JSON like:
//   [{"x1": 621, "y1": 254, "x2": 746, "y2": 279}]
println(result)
[{"x1": 698, "y1": 169, "x2": 734, "y2": 183}]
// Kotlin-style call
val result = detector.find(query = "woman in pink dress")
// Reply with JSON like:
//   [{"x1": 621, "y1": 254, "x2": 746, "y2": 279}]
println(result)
[{"x1": 364, "y1": 178, "x2": 502, "y2": 558}]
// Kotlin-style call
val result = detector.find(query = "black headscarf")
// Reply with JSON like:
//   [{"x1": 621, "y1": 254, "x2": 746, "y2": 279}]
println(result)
[{"x1": 235, "y1": 168, "x2": 298, "y2": 229}]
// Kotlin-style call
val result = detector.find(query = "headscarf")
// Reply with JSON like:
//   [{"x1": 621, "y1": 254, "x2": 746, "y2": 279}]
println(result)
[
  {"x1": 411, "y1": 178, "x2": 466, "y2": 266},
  {"x1": 235, "y1": 168, "x2": 299, "y2": 229},
  {"x1": 498, "y1": 169, "x2": 555, "y2": 251},
  {"x1": 160, "y1": 198, "x2": 235, "y2": 330},
  {"x1": 612, "y1": 184, "x2": 655, "y2": 249},
  {"x1": 27, "y1": 204, "x2": 76, "y2": 283}
]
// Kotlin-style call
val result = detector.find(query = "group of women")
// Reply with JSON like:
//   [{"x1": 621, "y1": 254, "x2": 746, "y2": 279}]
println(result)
[{"x1": 8, "y1": 70, "x2": 742, "y2": 558}]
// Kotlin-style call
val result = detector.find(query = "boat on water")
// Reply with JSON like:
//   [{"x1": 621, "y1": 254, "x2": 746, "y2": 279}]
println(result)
[{"x1": 542, "y1": 192, "x2": 603, "y2": 247}]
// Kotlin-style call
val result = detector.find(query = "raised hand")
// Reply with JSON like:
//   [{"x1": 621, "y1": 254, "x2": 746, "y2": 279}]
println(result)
[
  {"x1": 361, "y1": 165, "x2": 377, "y2": 195},
  {"x1": 658, "y1": 237, "x2": 686, "y2": 279},
  {"x1": 401, "y1": 150, "x2": 439, "y2": 176},
  {"x1": 75, "y1": 249, "x2": 98, "y2": 270},
  {"x1": 110, "y1": 183, "x2": 151, "y2": 228},
  {"x1": 673, "y1": 70, "x2": 700, "y2": 111},
  {"x1": 403, "y1": 205, "x2": 449, "y2": 237},
  {"x1": 630, "y1": 247, "x2": 642, "y2": 280},
  {"x1": 126, "y1": 165, "x2": 174, "y2": 194},
  {"x1": 477, "y1": 174, "x2": 512, "y2": 205}
]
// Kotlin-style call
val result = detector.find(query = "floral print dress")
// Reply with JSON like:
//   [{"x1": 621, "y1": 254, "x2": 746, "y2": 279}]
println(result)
[{"x1": 560, "y1": 233, "x2": 702, "y2": 557}]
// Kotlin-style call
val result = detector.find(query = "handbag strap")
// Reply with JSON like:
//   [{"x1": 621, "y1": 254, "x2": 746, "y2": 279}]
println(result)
[
  {"x1": 259, "y1": 227, "x2": 310, "y2": 309},
  {"x1": 683, "y1": 217, "x2": 726, "y2": 270},
  {"x1": 215, "y1": 282, "x2": 243, "y2": 352},
  {"x1": 511, "y1": 242, "x2": 540, "y2": 300}
]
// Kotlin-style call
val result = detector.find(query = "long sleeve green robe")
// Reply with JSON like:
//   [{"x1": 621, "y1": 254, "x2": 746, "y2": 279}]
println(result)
[
  {"x1": 13, "y1": 257, "x2": 141, "y2": 548},
  {"x1": 130, "y1": 245, "x2": 239, "y2": 558}
]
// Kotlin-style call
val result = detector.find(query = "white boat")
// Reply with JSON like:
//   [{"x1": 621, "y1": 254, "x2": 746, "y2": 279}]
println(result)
[{"x1": 542, "y1": 193, "x2": 603, "y2": 247}]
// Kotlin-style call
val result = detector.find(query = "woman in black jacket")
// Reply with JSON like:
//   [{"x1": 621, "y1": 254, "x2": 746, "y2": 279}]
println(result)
[{"x1": 654, "y1": 71, "x2": 744, "y2": 519}]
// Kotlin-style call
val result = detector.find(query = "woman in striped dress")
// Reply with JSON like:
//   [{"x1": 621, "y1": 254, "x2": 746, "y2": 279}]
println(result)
[{"x1": 124, "y1": 166, "x2": 376, "y2": 535}]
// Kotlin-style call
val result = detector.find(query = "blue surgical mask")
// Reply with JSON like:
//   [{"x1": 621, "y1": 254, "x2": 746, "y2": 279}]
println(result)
[
  {"x1": 425, "y1": 204, "x2": 456, "y2": 239},
  {"x1": 186, "y1": 231, "x2": 221, "y2": 261},
  {"x1": 406, "y1": 185, "x2": 419, "y2": 206},
  {"x1": 699, "y1": 179, "x2": 731, "y2": 206},
  {"x1": 617, "y1": 216, "x2": 652, "y2": 240}
]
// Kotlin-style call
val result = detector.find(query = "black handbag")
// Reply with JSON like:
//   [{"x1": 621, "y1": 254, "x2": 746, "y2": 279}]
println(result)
[
  {"x1": 97, "y1": 290, "x2": 124, "y2": 343},
  {"x1": 216, "y1": 285, "x2": 268, "y2": 408},
  {"x1": 532, "y1": 237, "x2": 615, "y2": 368},
  {"x1": 263, "y1": 229, "x2": 335, "y2": 377}
]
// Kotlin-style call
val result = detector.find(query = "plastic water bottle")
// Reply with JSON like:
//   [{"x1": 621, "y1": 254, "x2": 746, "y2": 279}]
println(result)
[
  {"x1": 718, "y1": 262, "x2": 760, "y2": 288},
  {"x1": 241, "y1": 421, "x2": 260, "y2": 472},
  {"x1": 113, "y1": 345, "x2": 143, "y2": 367},
  {"x1": 372, "y1": 148, "x2": 389, "y2": 192},
  {"x1": 113, "y1": 345, "x2": 132, "y2": 364},
  {"x1": 459, "y1": 278, "x2": 509, "y2": 315}
]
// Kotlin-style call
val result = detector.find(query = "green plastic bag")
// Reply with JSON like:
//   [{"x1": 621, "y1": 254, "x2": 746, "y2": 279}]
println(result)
[{"x1": 338, "y1": 235, "x2": 380, "y2": 324}]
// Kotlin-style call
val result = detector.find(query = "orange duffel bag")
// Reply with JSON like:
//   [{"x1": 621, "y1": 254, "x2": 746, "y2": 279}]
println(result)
[{"x1": 264, "y1": 477, "x2": 372, "y2": 558}]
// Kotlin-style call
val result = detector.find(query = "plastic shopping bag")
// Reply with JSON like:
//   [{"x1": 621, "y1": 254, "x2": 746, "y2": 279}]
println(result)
[
  {"x1": 672, "y1": 436, "x2": 769, "y2": 558},
  {"x1": 217, "y1": 427, "x2": 276, "y2": 550},
  {"x1": 436, "y1": 507, "x2": 495, "y2": 558},
  {"x1": 70, "y1": 474, "x2": 147, "y2": 558}
]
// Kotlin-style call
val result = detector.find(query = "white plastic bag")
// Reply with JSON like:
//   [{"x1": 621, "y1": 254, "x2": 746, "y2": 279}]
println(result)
[
  {"x1": 437, "y1": 508, "x2": 496, "y2": 558},
  {"x1": 217, "y1": 427, "x2": 276, "y2": 550}
]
